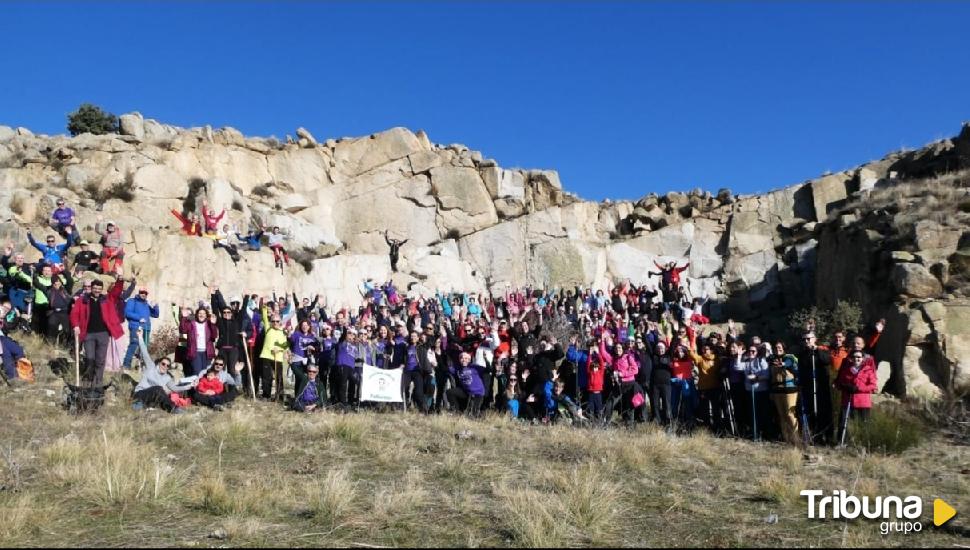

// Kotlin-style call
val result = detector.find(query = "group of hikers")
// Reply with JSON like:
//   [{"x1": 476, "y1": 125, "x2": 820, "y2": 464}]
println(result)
[{"x1": 0, "y1": 198, "x2": 886, "y2": 447}]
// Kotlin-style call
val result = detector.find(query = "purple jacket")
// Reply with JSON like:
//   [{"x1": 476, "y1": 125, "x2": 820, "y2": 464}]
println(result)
[
  {"x1": 451, "y1": 363, "x2": 486, "y2": 397},
  {"x1": 336, "y1": 340, "x2": 358, "y2": 368},
  {"x1": 180, "y1": 318, "x2": 217, "y2": 360}
]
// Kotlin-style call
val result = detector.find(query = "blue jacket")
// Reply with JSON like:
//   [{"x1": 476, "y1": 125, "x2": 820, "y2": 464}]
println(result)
[
  {"x1": 237, "y1": 231, "x2": 263, "y2": 251},
  {"x1": 124, "y1": 296, "x2": 160, "y2": 331},
  {"x1": 1, "y1": 335, "x2": 25, "y2": 379},
  {"x1": 566, "y1": 345, "x2": 590, "y2": 391},
  {"x1": 29, "y1": 233, "x2": 75, "y2": 266}
]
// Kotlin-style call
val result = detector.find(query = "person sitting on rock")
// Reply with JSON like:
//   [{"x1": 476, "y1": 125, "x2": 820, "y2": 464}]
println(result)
[
  {"x1": 292, "y1": 363, "x2": 325, "y2": 412},
  {"x1": 73, "y1": 240, "x2": 99, "y2": 274},
  {"x1": 236, "y1": 224, "x2": 264, "y2": 252},
  {"x1": 194, "y1": 358, "x2": 238, "y2": 410},
  {"x1": 267, "y1": 226, "x2": 290, "y2": 267},
  {"x1": 201, "y1": 200, "x2": 226, "y2": 235},
  {"x1": 131, "y1": 327, "x2": 196, "y2": 414},
  {"x1": 211, "y1": 223, "x2": 241, "y2": 265},
  {"x1": 384, "y1": 231, "x2": 407, "y2": 272},
  {"x1": 0, "y1": 328, "x2": 26, "y2": 382},
  {"x1": 49, "y1": 198, "x2": 77, "y2": 239},
  {"x1": 95, "y1": 217, "x2": 125, "y2": 274},
  {"x1": 170, "y1": 208, "x2": 203, "y2": 237},
  {"x1": 27, "y1": 228, "x2": 76, "y2": 274}
]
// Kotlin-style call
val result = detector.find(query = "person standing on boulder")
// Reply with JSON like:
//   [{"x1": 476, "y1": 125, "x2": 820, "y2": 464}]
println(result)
[
  {"x1": 70, "y1": 269, "x2": 126, "y2": 386},
  {"x1": 27, "y1": 228, "x2": 76, "y2": 274},
  {"x1": 384, "y1": 231, "x2": 408, "y2": 272}
]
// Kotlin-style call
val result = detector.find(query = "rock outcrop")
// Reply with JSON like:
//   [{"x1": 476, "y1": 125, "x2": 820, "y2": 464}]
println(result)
[{"x1": 1, "y1": 115, "x2": 968, "y2": 396}]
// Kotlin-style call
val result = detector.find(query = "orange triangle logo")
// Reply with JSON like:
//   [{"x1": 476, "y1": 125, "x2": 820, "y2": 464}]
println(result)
[{"x1": 934, "y1": 499, "x2": 956, "y2": 527}]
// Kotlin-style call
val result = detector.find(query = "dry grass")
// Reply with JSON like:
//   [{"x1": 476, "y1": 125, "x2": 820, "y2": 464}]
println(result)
[{"x1": 0, "y1": 353, "x2": 968, "y2": 547}]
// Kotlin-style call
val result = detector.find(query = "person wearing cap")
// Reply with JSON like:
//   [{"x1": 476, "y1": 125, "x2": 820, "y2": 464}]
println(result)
[
  {"x1": 122, "y1": 286, "x2": 160, "y2": 369},
  {"x1": 26, "y1": 228, "x2": 76, "y2": 273},
  {"x1": 69, "y1": 270, "x2": 126, "y2": 385},
  {"x1": 49, "y1": 198, "x2": 77, "y2": 238},
  {"x1": 796, "y1": 331, "x2": 834, "y2": 445},
  {"x1": 73, "y1": 239, "x2": 99, "y2": 274},
  {"x1": 95, "y1": 216, "x2": 125, "y2": 274}
]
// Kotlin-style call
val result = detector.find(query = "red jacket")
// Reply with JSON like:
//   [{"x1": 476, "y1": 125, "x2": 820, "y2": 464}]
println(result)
[
  {"x1": 837, "y1": 357, "x2": 878, "y2": 409},
  {"x1": 70, "y1": 280, "x2": 125, "y2": 341},
  {"x1": 170, "y1": 209, "x2": 202, "y2": 236},
  {"x1": 587, "y1": 357, "x2": 606, "y2": 392},
  {"x1": 180, "y1": 318, "x2": 218, "y2": 360},
  {"x1": 196, "y1": 375, "x2": 224, "y2": 396}
]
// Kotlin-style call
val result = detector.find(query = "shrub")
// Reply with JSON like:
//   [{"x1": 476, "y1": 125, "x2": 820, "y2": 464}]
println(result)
[
  {"x1": 850, "y1": 408, "x2": 924, "y2": 454},
  {"x1": 788, "y1": 300, "x2": 862, "y2": 343},
  {"x1": 251, "y1": 182, "x2": 274, "y2": 198},
  {"x1": 82, "y1": 179, "x2": 135, "y2": 204},
  {"x1": 67, "y1": 103, "x2": 119, "y2": 136},
  {"x1": 290, "y1": 247, "x2": 317, "y2": 273},
  {"x1": 148, "y1": 325, "x2": 180, "y2": 360},
  {"x1": 182, "y1": 177, "x2": 206, "y2": 214}
]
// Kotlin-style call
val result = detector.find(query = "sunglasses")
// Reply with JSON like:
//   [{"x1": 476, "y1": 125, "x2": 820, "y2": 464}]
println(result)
[
  {"x1": 851, "y1": 355, "x2": 864, "y2": 360},
  {"x1": 308, "y1": 369, "x2": 319, "y2": 374},
  {"x1": 159, "y1": 361, "x2": 171, "y2": 367},
  {"x1": 214, "y1": 362, "x2": 225, "y2": 367}
]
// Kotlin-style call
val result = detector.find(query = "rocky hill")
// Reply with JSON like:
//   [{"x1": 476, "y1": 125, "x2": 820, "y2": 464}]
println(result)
[{"x1": 0, "y1": 115, "x2": 968, "y2": 397}]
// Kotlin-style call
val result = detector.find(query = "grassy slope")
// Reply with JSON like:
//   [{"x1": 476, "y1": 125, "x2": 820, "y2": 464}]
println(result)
[{"x1": 0, "y1": 340, "x2": 968, "y2": 548}]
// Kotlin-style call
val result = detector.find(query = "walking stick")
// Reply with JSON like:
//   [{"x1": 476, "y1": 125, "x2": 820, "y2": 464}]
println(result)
[
  {"x1": 74, "y1": 330, "x2": 81, "y2": 387},
  {"x1": 798, "y1": 393, "x2": 812, "y2": 448},
  {"x1": 239, "y1": 333, "x2": 256, "y2": 400},
  {"x1": 750, "y1": 384, "x2": 759, "y2": 442},
  {"x1": 274, "y1": 356, "x2": 283, "y2": 402},
  {"x1": 839, "y1": 399, "x2": 853, "y2": 447},
  {"x1": 722, "y1": 378, "x2": 737, "y2": 437}
]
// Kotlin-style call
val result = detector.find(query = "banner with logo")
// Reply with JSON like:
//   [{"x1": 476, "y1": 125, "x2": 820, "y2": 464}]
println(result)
[{"x1": 360, "y1": 364, "x2": 403, "y2": 403}]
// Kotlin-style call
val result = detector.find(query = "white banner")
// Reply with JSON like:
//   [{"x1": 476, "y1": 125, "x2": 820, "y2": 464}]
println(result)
[{"x1": 360, "y1": 364, "x2": 403, "y2": 403}]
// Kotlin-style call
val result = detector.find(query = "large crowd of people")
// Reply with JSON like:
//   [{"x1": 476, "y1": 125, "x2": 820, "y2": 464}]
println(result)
[{"x1": 0, "y1": 198, "x2": 888, "y2": 447}]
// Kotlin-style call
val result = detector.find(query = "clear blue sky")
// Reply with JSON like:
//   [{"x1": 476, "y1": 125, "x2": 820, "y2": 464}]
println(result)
[{"x1": 2, "y1": 2, "x2": 969, "y2": 201}]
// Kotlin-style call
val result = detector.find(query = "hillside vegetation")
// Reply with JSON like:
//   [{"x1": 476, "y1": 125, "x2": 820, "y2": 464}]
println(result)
[{"x1": 0, "y1": 341, "x2": 967, "y2": 548}]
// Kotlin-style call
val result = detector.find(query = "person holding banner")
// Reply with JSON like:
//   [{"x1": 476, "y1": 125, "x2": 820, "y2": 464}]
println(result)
[{"x1": 397, "y1": 331, "x2": 429, "y2": 413}]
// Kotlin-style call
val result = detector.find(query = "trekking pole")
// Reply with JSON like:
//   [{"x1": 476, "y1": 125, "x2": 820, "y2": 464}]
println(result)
[
  {"x1": 722, "y1": 378, "x2": 737, "y2": 437},
  {"x1": 239, "y1": 333, "x2": 256, "y2": 400},
  {"x1": 750, "y1": 383, "x2": 759, "y2": 442},
  {"x1": 811, "y1": 354, "x2": 818, "y2": 417},
  {"x1": 839, "y1": 398, "x2": 853, "y2": 448},
  {"x1": 798, "y1": 393, "x2": 812, "y2": 448},
  {"x1": 274, "y1": 356, "x2": 283, "y2": 403},
  {"x1": 74, "y1": 330, "x2": 81, "y2": 387}
]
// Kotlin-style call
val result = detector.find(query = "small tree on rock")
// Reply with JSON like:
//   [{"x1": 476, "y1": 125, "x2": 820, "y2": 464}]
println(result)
[{"x1": 67, "y1": 103, "x2": 119, "y2": 136}]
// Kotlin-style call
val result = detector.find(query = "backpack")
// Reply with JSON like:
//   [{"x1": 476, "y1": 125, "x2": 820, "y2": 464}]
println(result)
[{"x1": 16, "y1": 358, "x2": 34, "y2": 383}]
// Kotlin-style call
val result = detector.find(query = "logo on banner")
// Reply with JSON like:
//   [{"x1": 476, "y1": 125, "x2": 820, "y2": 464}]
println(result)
[{"x1": 360, "y1": 364, "x2": 403, "y2": 403}]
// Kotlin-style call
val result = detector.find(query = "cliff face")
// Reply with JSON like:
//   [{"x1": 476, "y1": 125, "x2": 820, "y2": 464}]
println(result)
[{"x1": 0, "y1": 116, "x2": 967, "y2": 396}]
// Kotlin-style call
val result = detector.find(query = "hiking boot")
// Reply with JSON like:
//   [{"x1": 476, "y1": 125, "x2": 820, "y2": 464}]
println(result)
[
  {"x1": 213, "y1": 404, "x2": 225, "y2": 412},
  {"x1": 131, "y1": 400, "x2": 145, "y2": 411},
  {"x1": 172, "y1": 407, "x2": 187, "y2": 415}
]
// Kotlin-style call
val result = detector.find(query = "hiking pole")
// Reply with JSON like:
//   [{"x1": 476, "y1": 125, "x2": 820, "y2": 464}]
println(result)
[
  {"x1": 274, "y1": 356, "x2": 283, "y2": 403},
  {"x1": 722, "y1": 378, "x2": 737, "y2": 437},
  {"x1": 750, "y1": 383, "x2": 759, "y2": 442},
  {"x1": 798, "y1": 393, "x2": 812, "y2": 448},
  {"x1": 74, "y1": 330, "x2": 81, "y2": 387},
  {"x1": 839, "y1": 399, "x2": 853, "y2": 448},
  {"x1": 240, "y1": 333, "x2": 256, "y2": 400}
]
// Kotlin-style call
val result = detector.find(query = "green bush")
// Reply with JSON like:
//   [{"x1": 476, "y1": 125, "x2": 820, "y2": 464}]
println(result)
[
  {"x1": 850, "y1": 408, "x2": 924, "y2": 454},
  {"x1": 788, "y1": 300, "x2": 862, "y2": 342},
  {"x1": 66, "y1": 103, "x2": 119, "y2": 136}
]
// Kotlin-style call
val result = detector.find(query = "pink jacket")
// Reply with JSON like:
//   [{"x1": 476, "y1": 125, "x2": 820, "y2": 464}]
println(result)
[{"x1": 598, "y1": 341, "x2": 638, "y2": 383}]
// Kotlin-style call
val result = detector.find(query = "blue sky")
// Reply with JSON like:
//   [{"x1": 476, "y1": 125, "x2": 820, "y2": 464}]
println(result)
[{"x1": 2, "y1": 2, "x2": 969, "y2": 201}]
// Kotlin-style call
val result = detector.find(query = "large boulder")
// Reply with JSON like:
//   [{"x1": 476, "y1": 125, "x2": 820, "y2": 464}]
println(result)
[
  {"x1": 809, "y1": 172, "x2": 853, "y2": 222},
  {"x1": 891, "y1": 263, "x2": 942, "y2": 298},
  {"x1": 913, "y1": 220, "x2": 962, "y2": 262},
  {"x1": 131, "y1": 164, "x2": 188, "y2": 200},
  {"x1": 267, "y1": 148, "x2": 333, "y2": 193},
  {"x1": 332, "y1": 127, "x2": 427, "y2": 176},
  {"x1": 430, "y1": 166, "x2": 498, "y2": 237},
  {"x1": 481, "y1": 166, "x2": 526, "y2": 200},
  {"x1": 118, "y1": 112, "x2": 145, "y2": 140},
  {"x1": 944, "y1": 301, "x2": 970, "y2": 392}
]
